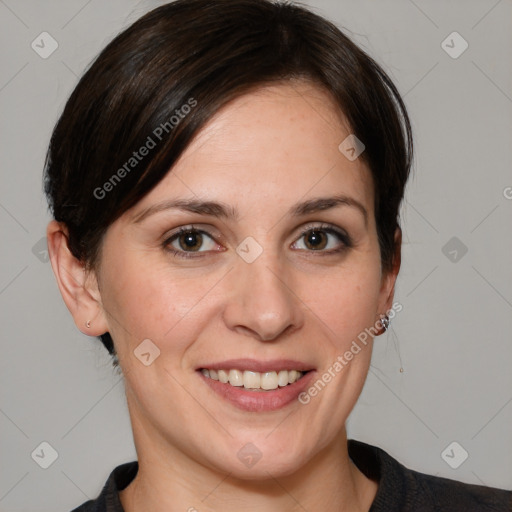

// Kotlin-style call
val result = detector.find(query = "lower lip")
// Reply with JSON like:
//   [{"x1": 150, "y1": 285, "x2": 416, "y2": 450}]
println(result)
[{"x1": 198, "y1": 371, "x2": 316, "y2": 412}]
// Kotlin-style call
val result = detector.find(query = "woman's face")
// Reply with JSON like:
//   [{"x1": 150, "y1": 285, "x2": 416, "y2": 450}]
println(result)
[{"x1": 94, "y1": 82, "x2": 398, "y2": 478}]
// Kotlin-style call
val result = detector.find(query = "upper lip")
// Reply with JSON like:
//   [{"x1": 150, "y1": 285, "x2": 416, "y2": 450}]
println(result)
[{"x1": 197, "y1": 358, "x2": 314, "y2": 373}]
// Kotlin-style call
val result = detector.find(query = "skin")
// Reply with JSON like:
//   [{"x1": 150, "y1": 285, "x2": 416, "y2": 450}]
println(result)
[{"x1": 47, "y1": 80, "x2": 401, "y2": 512}]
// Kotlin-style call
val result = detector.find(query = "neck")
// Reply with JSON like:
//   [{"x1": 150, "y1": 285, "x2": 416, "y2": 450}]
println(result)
[{"x1": 120, "y1": 422, "x2": 378, "y2": 512}]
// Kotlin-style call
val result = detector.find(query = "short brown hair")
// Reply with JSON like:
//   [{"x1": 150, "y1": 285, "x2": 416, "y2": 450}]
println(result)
[{"x1": 44, "y1": 0, "x2": 413, "y2": 358}]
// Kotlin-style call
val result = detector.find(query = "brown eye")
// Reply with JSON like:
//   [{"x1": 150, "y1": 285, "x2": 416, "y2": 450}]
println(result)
[
  {"x1": 164, "y1": 227, "x2": 219, "y2": 258},
  {"x1": 178, "y1": 231, "x2": 203, "y2": 251},
  {"x1": 293, "y1": 225, "x2": 352, "y2": 254},
  {"x1": 303, "y1": 230, "x2": 328, "y2": 250}
]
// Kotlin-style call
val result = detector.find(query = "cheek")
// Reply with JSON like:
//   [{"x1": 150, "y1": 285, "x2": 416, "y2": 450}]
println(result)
[
  {"x1": 100, "y1": 252, "x2": 220, "y2": 354},
  {"x1": 301, "y1": 264, "x2": 382, "y2": 346}
]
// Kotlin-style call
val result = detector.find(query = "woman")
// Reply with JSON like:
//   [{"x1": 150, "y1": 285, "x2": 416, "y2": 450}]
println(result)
[{"x1": 44, "y1": 0, "x2": 511, "y2": 510}]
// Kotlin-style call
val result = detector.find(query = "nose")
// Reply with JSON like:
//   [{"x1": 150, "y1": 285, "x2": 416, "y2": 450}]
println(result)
[{"x1": 222, "y1": 253, "x2": 303, "y2": 342}]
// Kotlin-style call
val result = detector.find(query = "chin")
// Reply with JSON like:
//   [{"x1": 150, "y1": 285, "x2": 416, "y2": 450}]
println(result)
[
  {"x1": 217, "y1": 456, "x2": 306, "y2": 481},
  {"x1": 200, "y1": 434, "x2": 314, "y2": 480}
]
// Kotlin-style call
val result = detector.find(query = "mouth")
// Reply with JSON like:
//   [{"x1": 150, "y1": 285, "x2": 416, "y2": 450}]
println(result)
[
  {"x1": 199, "y1": 368, "x2": 308, "y2": 391},
  {"x1": 196, "y1": 359, "x2": 315, "y2": 412}
]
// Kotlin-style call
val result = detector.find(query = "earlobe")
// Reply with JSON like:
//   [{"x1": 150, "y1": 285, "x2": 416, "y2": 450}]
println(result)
[{"x1": 46, "y1": 220, "x2": 108, "y2": 336}]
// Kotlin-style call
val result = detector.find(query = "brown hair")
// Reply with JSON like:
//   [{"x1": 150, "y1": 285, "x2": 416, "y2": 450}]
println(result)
[{"x1": 44, "y1": 0, "x2": 413, "y2": 358}]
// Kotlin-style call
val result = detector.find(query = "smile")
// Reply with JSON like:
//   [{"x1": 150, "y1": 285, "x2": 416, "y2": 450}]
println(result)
[
  {"x1": 196, "y1": 359, "x2": 316, "y2": 412},
  {"x1": 200, "y1": 368, "x2": 305, "y2": 391}
]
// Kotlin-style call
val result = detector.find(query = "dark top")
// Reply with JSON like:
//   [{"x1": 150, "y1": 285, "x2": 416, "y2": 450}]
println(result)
[{"x1": 71, "y1": 439, "x2": 511, "y2": 511}]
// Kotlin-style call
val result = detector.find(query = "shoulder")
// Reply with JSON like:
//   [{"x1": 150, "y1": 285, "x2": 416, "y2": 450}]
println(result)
[
  {"x1": 69, "y1": 461, "x2": 138, "y2": 512},
  {"x1": 400, "y1": 463, "x2": 512, "y2": 511},
  {"x1": 348, "y1": 439, "x2": 512, "y2": 512}
]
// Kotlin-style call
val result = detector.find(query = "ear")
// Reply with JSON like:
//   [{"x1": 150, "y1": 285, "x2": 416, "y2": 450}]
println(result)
[
  {"x1": 378, "y1": 226, "x2": 402, "y2": 314},
  {"x1": 46, "y1": 220, "x2": 109, "y2": 336}
]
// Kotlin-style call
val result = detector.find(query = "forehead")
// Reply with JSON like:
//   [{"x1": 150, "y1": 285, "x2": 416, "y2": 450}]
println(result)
[{"x1": 131, "y1": 81, "x2": 374, "y2": 221}]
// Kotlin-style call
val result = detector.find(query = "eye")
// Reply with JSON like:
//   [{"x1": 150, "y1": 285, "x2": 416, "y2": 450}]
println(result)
[
  {"x1": 292, "y1": 224, "x2": 352, "y2": 254},
  {"x1": 163, "y1": 226, "x2": 220, "y2": 258}
]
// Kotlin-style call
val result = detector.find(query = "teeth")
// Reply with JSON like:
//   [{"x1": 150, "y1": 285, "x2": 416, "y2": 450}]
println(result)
[
  {"x1": 288, "y1": 370, "x2": 299, "y2": 384},
  {"x1": 228, "y1": 369, "x2": 244, "y2": 386},
  {"x1": 201, "y1": 368, "x2": 305, "y2": 390},
  {"x1": 277, "y1": 370, "x2": 288, "y2": 387},
  {"x1": 261, "y1": 371, "x2": 278, "y2": 390},
  {"x1": 243, "y1": 371, "x2": 260, "y2": 389}
]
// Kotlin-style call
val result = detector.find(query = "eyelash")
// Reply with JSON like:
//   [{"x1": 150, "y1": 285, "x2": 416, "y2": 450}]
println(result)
[{"x1": 163, "y1": 223, "x2": 352, "y2": 259}]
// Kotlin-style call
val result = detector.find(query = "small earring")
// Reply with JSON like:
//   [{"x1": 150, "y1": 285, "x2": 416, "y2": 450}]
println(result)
[
  {"x1": 85, "y1": 320, "x2": 91, "y2": 329},
  {"x1": 379, "y1": 314, "x2": 390, "y2": 333}
]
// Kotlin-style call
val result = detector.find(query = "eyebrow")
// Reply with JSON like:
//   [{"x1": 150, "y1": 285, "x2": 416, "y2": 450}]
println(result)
[{"x1": 131, "y1": 194, "x2": 368, "y2": 227}]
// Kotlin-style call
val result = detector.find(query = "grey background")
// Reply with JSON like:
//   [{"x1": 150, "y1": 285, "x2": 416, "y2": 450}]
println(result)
[{"x1": 1, "y1": 0, "x2": 511, "y2": 510}]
